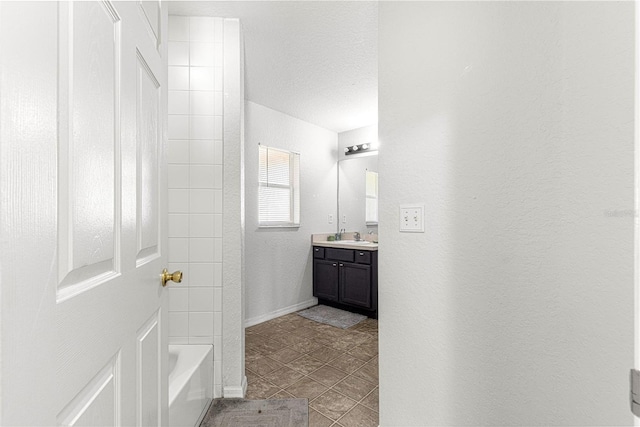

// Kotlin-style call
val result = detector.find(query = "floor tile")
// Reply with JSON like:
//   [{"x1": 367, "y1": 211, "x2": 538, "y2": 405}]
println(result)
[
  {"x1": 278, "y1": 313, "x2": 312, "y2": 326},
  {"x1": 332, "y1": 375, "x2": 376, "y2": 401},
  {"x1": 261, "y1": 366, "x2": 305, "y2": 389},
  {"x1": 246, "y1": 322, "x2": 273, "y2": 334},
  {"x1": 289, "y1": 338, "x2": 325, "y2": 354},
  {"x1": 258, "y1": 330, "x2": 291, "y2": 343},
  {"x1": 267, "y1": 389, "x2": 295, "y2": 399},
  {"x1": 309, "y1": 408, "x2": 334, "y2": 427},
  {"x1": 245, "y1": 355, "x2": 283, "y2": 376},
  {"x1": 254, "y1": 338, "x2": 287, "y2": 355},
  {"x1": 360, "y1": 387, "x2": 378, "y2": 412},
  {"x1": 324, "y1": 325, "x2": 351, "y2": 337},
  {"x1": 351, "y1": 360, "x2": 378, "y2": 384},
  {"x1": 319, "y1": 333, "x2": 365, "y2": 352},
  {"x1": 327, "y1": 353, "x2": 367, "y2": 374},
  {"x1": 245, "y1": 376, "x2": 279, "y2": 399},
  {"x1": 351, "y1": 318, "x2": 378, "y2": 330},
  {"x1": 245, "y1": 333, "x2": 268, "y2": 348},
  {"x1": 286, "y1": 354, "x2": 325, "y2": 375},
  {"x1": 245, "y1": 368, "x2": 261, "y2": 384},
  {"x1": 244, "y1": 310, "x2": 378, "y2": 425},
  {"x1": 344, "y1": 332, "x2": 372, "y2": 347},
  {"x1": 310, "y1": 389, "x2": 357, "y2": 421},
  {"x1": 338, "y1": 404, "x2": 379, "y2": 427},
  {"x1": 308, "y1": 365, "x2": 348, "y2": 387},
  {"x1": 308, "y1": 346, "x2": 343, "y2": 363},
  {"x1": 270, "y1": 347, "x2": 304, "y2": 364},
  {"x1": 291, "y1": 326, "x2": 317, "y2": 339},
  {"x1": 285, "y1": 376, "x2": 329, "y2": 400},
  {"x1": 245, "y1": 348, "x2": 263, "y2": 360},
  {"x1": 347, "y1": 341, "x2": 377, "y2": 361},
  {"x1": 276, "y1": 332, "x2": 306, "y2": 347}
]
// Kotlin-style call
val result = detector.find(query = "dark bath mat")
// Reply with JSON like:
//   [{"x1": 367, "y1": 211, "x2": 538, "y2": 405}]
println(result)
[
  {"x1": 297, "y1": 305, "x2": 366, "y2": 329},
  {"x1": 200, "y1": 398, "x2": 308, "y2": 427}
]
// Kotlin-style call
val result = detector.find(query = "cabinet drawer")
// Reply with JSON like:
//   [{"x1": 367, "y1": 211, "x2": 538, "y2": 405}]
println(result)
[
  {"x1": 355, "y1": 250, "x2": 371, "y2": 264},
  {"x1": 325, "y1": 248, "x2": 354, "y2": 263},
  {"x1": 313, "y1": 247, "x2": 325, "y2": 259}
]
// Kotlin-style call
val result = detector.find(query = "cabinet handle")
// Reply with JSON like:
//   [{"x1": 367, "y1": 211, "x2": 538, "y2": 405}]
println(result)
[
  {"x1": 359, "y1": 252, "x2": 364, "y2": 256},
  {"x1": 332, "y1": 263, "x2": 337, "y2": 267},
  {"x1": 339, "y1": 263, "x2": 344, "y2": 267}
]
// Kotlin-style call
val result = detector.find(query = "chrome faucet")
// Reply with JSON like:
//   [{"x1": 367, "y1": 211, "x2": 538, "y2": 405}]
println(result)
[{"x1": 353, "y1": 232, "x2": 361, "y2": 241}]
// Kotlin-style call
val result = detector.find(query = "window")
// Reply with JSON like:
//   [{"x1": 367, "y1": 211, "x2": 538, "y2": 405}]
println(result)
[
  {"x1": 365, "y1": 170, "x2": 378, "y2": 224},
  {"x1": 259, "y1": 145, "x2": 300, "y2": 227}
]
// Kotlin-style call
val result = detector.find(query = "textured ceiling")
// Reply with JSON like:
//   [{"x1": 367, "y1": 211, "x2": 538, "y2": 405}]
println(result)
[{"x1": 169, "y1": 1, "x2": 378, "y2": 133}]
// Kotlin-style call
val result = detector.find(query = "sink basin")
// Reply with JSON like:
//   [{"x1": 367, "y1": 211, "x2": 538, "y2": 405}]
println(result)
[{"x1": 331, "y1": 240, "x2": 374, "y2": 245}]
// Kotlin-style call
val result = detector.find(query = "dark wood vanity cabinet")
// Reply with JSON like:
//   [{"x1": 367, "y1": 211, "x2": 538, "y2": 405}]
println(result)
[
  {"x1": 313, "y1": 259, "x2": 340, "y2": 301},
  {"x1": 313, "y1": 246, "x2": 378, "y2": 317}
]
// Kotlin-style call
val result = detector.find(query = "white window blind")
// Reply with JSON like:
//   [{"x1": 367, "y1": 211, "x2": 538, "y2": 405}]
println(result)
[
  {"x1": 259, "y1": 145, "x2": 300, "y2": 227},
  {"x1": 365, "y1": 170, "x2": 378, "y2": 224}
]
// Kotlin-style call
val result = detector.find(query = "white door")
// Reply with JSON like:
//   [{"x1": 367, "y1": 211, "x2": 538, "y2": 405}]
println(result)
[{"x1": 0, "y1": 1, "x2": 170, "y2": 425}]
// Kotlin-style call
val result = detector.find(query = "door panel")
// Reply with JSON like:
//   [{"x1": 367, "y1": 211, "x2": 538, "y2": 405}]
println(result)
[
  {"x1": 139, "y1": 1, "x2": 160, "y2": 48},
  {"x1": 57, "y1": 0, "x2": 122, "y2": 302},
  {"x1": 136, "y1": 50, "x2": 162, "y2": 266},
  {"x1": 57, "y1": 354, "x2": 121, "y2": 427},
  {"x1": 137, "y1": 311, "x2": 161, "y2": 426},
  {"x1": 0, "y1": 1, "x2": 168, "y2": 425}
]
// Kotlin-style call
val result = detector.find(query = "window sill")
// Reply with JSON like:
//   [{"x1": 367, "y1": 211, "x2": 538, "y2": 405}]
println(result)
[{"x1": 258, "y1": 224, "x2": 301, "y2": 229}]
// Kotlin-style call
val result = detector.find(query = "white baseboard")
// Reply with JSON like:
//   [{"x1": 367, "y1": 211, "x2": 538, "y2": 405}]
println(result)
[
  {"x1": 223, "y1": 375, "x2": 247, "y2": 398},
  {"x1": 244, "y1": 298, "x2": 318, "y2": 328},
  {"x1": 242, "y1": 375, "x2": 247, "y2": 397}
]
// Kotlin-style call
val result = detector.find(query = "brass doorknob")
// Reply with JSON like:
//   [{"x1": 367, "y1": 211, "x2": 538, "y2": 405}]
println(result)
[{"x1": 161, "y1": 268, "x2": 183, "y2": 287}]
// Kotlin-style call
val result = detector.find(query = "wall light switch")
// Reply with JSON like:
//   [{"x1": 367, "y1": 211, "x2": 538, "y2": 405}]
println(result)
[
  {"x1": 328, "y1": 214, "x2": 334, "y2": 224},
  {"x1": 342, "y1": 215, "x2": 347, "y2": 224},
  {"x1": 400, "y1": 204, "x2": 425, "y2": 232}
]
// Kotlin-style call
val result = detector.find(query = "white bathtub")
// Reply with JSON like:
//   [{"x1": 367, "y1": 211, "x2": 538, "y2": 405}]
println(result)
[{"x1": 169, "y1": 345, "x2": 213, "y2": 427}]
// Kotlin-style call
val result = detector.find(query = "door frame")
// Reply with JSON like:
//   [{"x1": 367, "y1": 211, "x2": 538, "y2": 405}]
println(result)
[{"x1": 635, "y1": 0, "x2": 639, "y2": 424}]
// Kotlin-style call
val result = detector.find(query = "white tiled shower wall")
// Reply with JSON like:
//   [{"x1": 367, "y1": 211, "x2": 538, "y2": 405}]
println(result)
[{"x1": 167, "y1": 16, "x2": 223, "y2": 390}]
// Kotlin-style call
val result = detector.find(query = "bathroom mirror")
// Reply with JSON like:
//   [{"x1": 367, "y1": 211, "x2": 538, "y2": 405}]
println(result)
[{"x1": 337, "y1": 153, "x2": 379, "y2": 233}]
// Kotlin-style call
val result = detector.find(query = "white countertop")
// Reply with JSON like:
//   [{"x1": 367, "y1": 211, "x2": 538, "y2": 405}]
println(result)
[{"x1": 311, "y1": 233, "x2": 378, "y2": 251}]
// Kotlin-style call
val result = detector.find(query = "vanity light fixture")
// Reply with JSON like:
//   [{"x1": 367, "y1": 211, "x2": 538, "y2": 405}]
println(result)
[{"x1": 345, "y1": 142, "x2": 378, "y2": 156}]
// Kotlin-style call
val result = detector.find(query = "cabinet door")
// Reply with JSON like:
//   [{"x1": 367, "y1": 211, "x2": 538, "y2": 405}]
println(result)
[
  {"x1": 314, "y1": 259, "x2": 339, "y2": 301},
  {"x1": 340, "y1": 263, "x2": 372, "y2": 308}
]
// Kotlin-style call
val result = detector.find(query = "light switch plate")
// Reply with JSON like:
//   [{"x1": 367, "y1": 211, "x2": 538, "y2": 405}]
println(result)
[{"x1": 400, "y1": 204, "x2": 425, "y2": 232}]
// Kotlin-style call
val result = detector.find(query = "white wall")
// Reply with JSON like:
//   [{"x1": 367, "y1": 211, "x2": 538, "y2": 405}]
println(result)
[
  {"x1": 378, "y1": 2, "x2": 634, "y2": 426},
  {"x1": 244, "y1": 101, "x2": 338, "y2": 325},
  {"x1": 221, "y1": 18, "x2": 246, "y2": 398}
]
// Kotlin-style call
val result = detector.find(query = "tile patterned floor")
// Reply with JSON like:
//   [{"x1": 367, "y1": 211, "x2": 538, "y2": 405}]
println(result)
[{"x1": 245, "y1": 312, "x2": 379, "y2": 427}]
